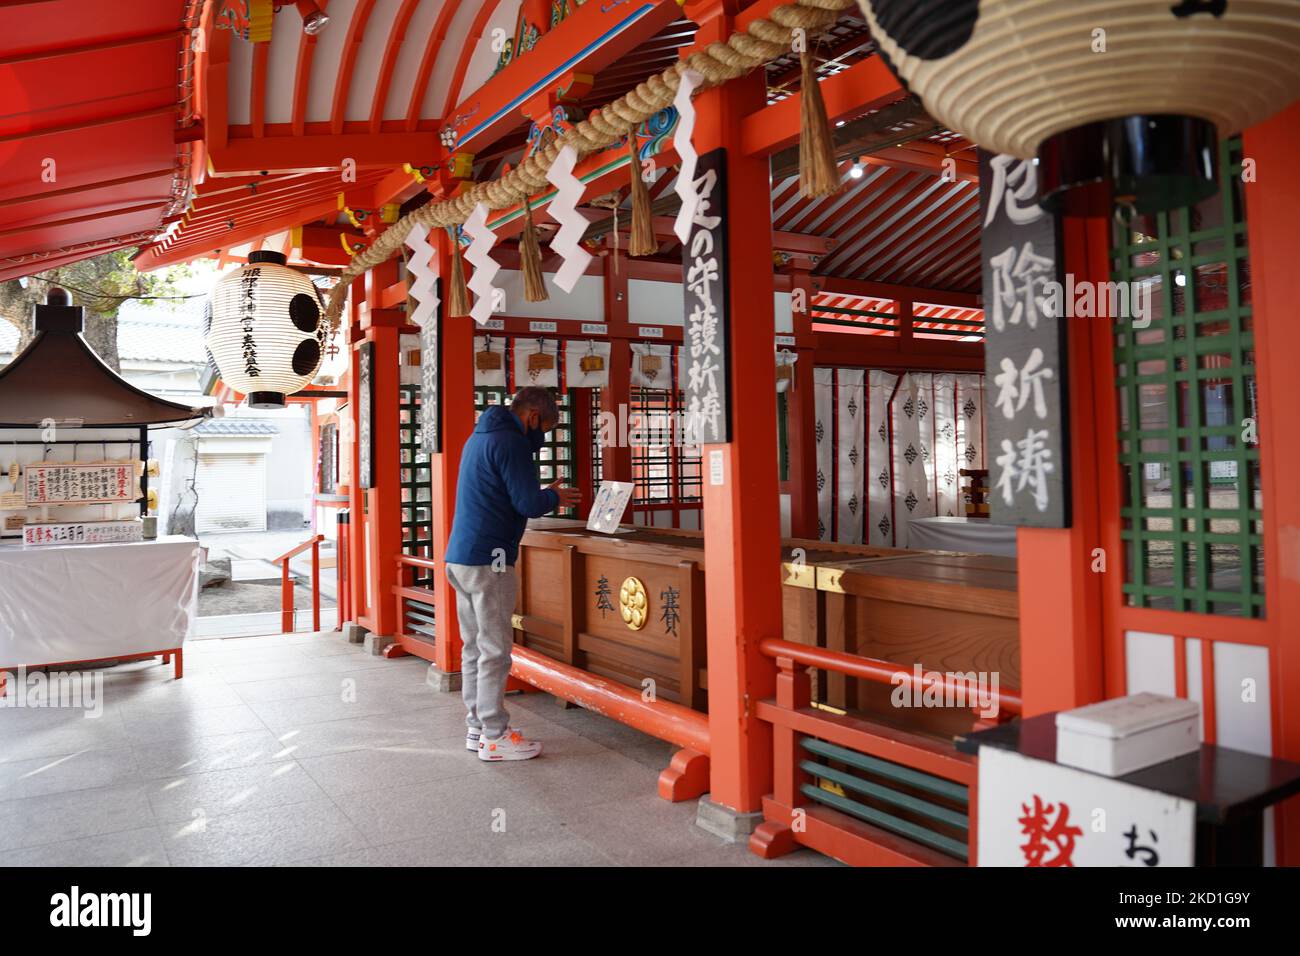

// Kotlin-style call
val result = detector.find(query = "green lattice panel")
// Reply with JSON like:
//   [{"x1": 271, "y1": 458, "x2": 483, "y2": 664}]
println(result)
[
  {"x1": 474, "y1": 387, "x2": 578, "y2": 518},
  {"x1": 399, "y1": 385, "x2": 434, "y2": 587},
  {"x1": 1111, "y1": 137, "x2": 1263, "y2": 618}
]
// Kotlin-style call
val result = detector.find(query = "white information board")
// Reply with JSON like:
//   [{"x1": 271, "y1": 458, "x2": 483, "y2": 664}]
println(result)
[
  {"x1": 587, "y1": 481, "x2": 634, "y2": 534},
  {"x1": 977, "y1": 746, "x2": 1195, "y2": 867},
  {"x1": 22, "y1": 520, "x2": 144, "y2": 548},
  {"x1": 24, "y1": 463, "x2": 139, "y2": 504}
]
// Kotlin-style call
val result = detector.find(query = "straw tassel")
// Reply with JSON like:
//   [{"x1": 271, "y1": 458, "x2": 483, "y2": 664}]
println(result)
[
  {"x1": 520, "y1": 199, "x2": 548, "y2": 303},
  {"x1": 798, "y1": 47, "x2": 839, "y2": 198},
  {"x1": 448, "y1": 230, "x2": 471, "y2": 318},
  {"x1": 627, "y1": 131, "x2": 656, "y2": 257}
]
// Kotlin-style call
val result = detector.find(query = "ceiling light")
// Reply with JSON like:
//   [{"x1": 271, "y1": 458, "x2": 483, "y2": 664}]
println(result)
[
  {"x1": 849, "y1": 164, "x2": 864, "y2": 179},
  {"x1": 296, "y1": 1, "x2": 330, "y2": 34}
]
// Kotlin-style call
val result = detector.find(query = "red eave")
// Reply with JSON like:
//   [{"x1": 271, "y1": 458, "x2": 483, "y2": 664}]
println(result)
[{"x1": 0, "y1": 1, "x2": 195, "y2": 282}]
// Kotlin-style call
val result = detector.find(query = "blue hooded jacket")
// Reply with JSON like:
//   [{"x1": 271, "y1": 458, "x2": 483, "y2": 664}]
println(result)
[{"x1": 445, "y1": 404, "x2": 559, "y2": 566}]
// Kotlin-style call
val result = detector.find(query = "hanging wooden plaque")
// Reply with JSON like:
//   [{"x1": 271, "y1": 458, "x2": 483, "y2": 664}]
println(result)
[
  {"x1": 420, "y1": 278, "x2": 443, "y2": 454},
  {"x1": 979, "y1": 149, "x2": 1071, "y2": 528},
  {"x1": 681, "y1": 147, "x2": 731, "y2": 444}
]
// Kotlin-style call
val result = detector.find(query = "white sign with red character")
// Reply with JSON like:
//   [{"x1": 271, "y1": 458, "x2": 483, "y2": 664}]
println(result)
[
  {"x1": 977, "y1": 747, "x2": 1194, "y2": 867},
  {"x1": 22, "y1": 519, "x2": 143, "y2": 548},
  {"x1": 23, "y1": 463, "x2": 138, "y2": 505}
]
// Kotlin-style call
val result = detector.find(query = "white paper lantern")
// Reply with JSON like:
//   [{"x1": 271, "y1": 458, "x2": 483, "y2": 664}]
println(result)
[
  {"x1": 206, "y1": 250, "x2": 325, "y2": 408},
  {"x1": 855, "y1": 0, "x2": 1300, "y2": 211}
]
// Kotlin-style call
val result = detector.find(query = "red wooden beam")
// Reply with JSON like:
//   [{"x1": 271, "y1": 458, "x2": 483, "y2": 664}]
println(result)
[
  {"x1": 442, "y1": 0, "x2": 681, "y2": 154},
  {"x1": 403, "y1": 0, "x2": 461, "y2": 131},
  {"x1": 291, "y1": 0, "x2": 325, "y2": 136},
  {"x1": 331, "y1": 0, "x2": 378, "y2": 136},
  {"x1": 369, "y1": 0, "x2": 423, "y2": 134},
  {"x1": 741, "y1": 55, "x2": 901, "y2": 158},
  {"x1": 207, "y1": 131, "x2": 439, "y2": 175},
  {"x1": 813, "y1": 276, "x2": 981, "y2": 309},
  {"x1": 440, "y1": 0, "x2": 509, "y2": 120},
  {"x1": 0, "y1": 168, "x2": 176, "y2": 209},
  {"x1": 862, "y1": 142, "x2": 979, "y2": 182}
]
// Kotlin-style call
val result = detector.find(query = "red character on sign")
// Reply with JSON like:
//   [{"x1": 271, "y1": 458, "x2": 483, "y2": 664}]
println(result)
[{"x1": 1018, "y1": 794, "x2": 1082, "y2": 867}]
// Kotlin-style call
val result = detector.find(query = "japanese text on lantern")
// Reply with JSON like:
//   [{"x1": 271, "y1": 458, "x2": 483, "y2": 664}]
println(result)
[
  {"x1": 979, "y1": 151, "x2": 1070, "y2": 528},
  {"x1": 681, "y1": 148, "x2": 730, "y2": 446}
]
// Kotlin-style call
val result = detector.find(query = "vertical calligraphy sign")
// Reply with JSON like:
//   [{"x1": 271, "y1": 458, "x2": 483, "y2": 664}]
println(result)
[
  {"x1": 358, "y1": 341, "x2": 374, "y2": 490},
  {"x1": 420, "y1": 278, "x2": 443, "y2": 455},
  {"x1": 681, "y1": 147, "x2": 731, "y2": 445},
  {"x1": 979, "y1": 150, "x2": 1071, "y2": 527}
]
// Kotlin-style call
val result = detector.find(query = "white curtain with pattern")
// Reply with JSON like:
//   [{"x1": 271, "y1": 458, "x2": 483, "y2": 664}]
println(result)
[
  {"x1": 834, "y1": 368, "x2": 866, "y2": 544},
  {"x1": 814, "y1": 367, "x2": 834, "y2": 541}
]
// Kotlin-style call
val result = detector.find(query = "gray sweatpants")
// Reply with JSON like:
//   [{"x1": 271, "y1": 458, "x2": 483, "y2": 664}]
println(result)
[{"x1": 444, "y1": 563, "x2": 518, "y2": 740}]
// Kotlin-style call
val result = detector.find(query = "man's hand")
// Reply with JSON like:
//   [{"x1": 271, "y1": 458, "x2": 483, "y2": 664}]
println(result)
[{"x1": 547, "y1": 480, "x2": 581, "y2": 509}]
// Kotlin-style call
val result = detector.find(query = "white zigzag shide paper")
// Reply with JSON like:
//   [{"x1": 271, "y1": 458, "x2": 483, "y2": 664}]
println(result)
[
  {"x1": 463, "y1": 203, "x2": 502, "y2": 326},
  {"x1": 403, "y1": 223, "x2": 439, "y2": 328},
  {"x1": 672, "y1": 68, "x2": 704, "y2": 245},
  {"x1": 544, "y1": 144, "x2": 592, "y2": 294}
]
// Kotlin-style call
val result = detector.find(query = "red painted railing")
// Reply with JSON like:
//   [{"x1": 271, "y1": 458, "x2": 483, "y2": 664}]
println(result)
[
  {"x1": 274, "y1": 534, "x2": 324, "y2": 634},
  {"x1": 749, "y1": 638, "x2": 1022, "y2": 867}
]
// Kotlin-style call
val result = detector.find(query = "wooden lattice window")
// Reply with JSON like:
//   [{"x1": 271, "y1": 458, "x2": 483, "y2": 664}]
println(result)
[
  {"x1": 474, "y1": 387, "x2": 578, "y2": 518},
  {"x1": 399, "y1": 384, "x2": 433, "y2": 586},
  {"x1": 628, "y1": 386, "x2": 702, "y2": 508},
  {"x1": 1111, "y1": 137, "x2": 1262, "y2": 617}
]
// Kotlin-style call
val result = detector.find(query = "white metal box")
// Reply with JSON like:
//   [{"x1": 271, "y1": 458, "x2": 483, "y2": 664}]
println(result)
[{"x1": 1055, "y1": 693, "x2": 1200, "y2": 777}]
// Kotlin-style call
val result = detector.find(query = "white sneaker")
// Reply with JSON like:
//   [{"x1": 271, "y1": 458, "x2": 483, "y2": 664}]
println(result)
[
  {"x1": 466, "y1": 729, "x2": 482, "y2": 752},
  {"x1": 478, "y1": 728, "x2": 542, "y2": 762}
]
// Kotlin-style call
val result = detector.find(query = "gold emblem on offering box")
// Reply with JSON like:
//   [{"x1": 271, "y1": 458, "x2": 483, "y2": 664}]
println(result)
[{"x1": 619, "y1": 575, "x2": 648, "y2": 630}]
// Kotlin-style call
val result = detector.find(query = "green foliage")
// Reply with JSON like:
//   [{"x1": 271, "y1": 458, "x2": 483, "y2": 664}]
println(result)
[
  {"x1": 18, "y1": 249, "x2": 194, "y2": 316},
  {"x1": 0, "y1": 248, "x2": 197, "y2": 373}
]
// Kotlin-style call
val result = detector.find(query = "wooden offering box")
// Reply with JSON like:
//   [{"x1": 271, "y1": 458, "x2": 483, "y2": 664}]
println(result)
[
  {"x1": 514, "y1": 519, "x2": 1019, "y2": 723},
  {"x1": 807, "y1": 552, "x2": 1019, "y2": 737}
]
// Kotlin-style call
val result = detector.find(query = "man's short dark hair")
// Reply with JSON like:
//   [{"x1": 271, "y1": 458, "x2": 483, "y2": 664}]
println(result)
[{"x1": 512, "y1": 386, "x2": 559, "y2": 425}]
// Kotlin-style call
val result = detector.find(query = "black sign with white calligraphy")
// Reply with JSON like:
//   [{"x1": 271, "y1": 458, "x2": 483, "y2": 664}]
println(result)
[
  {"x1": 420, "y1": 278, "x2": 443, "y2": 455},
  {"x1": 682, "y1": 147, "x2": 730, "y2": 445},
  {"x1": 979, "y1": 149, "x2": 1071, "y2": 527},
  {"x1": 358, "y1": 341, "x2": 374, "y2": 490}
]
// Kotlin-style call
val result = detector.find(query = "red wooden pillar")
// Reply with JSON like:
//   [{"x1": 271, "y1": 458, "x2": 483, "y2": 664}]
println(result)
[
  {"x1": 345, "y1": 277, "x2": 368, "y2": 629},
  {"x1": 430, "y1": 229, "x2": 475, "y2": 678},
  {"x1": 362, "y1": 261, "x2": 403, "y2": 639},
  {"x1": 1244, "y1": 102, "x2": 1300, "y2": 865},
  {"x1": 689, "y1": 13, "x2": 782, "y2": 832},
  {"x1": 785, "y1": 267, "x2": 818, "y2": 539},
  {"x1": 601, "y1": 250, "x2": 633, "y2": 516},
  {"x1": 1015, "y1": 213, "x2": 1109, "y2": 715}
]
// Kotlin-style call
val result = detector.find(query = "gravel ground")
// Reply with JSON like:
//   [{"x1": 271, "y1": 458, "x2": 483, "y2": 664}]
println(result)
[{"x1": 199, "y1": 578, "x2": 335, "y2": 616}]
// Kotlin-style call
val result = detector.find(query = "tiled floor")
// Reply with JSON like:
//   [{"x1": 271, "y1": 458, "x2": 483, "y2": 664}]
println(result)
[{"x1": 0, "y1": 631, "x2": 835, "y2": 867}]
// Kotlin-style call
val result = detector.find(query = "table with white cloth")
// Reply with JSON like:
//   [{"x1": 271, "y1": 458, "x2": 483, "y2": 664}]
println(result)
[
  {"x1": 0, "y1": 535, "x2": 200, "y2": 673},
  {"x1": 906, "y1": 516, "x2": 1018, "y2": 557}
]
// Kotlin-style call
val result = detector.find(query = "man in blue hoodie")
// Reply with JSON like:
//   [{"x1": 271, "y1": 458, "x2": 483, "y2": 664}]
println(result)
[{"x1": 444, "y1": 386, "x2": 579, "y2": 761}]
